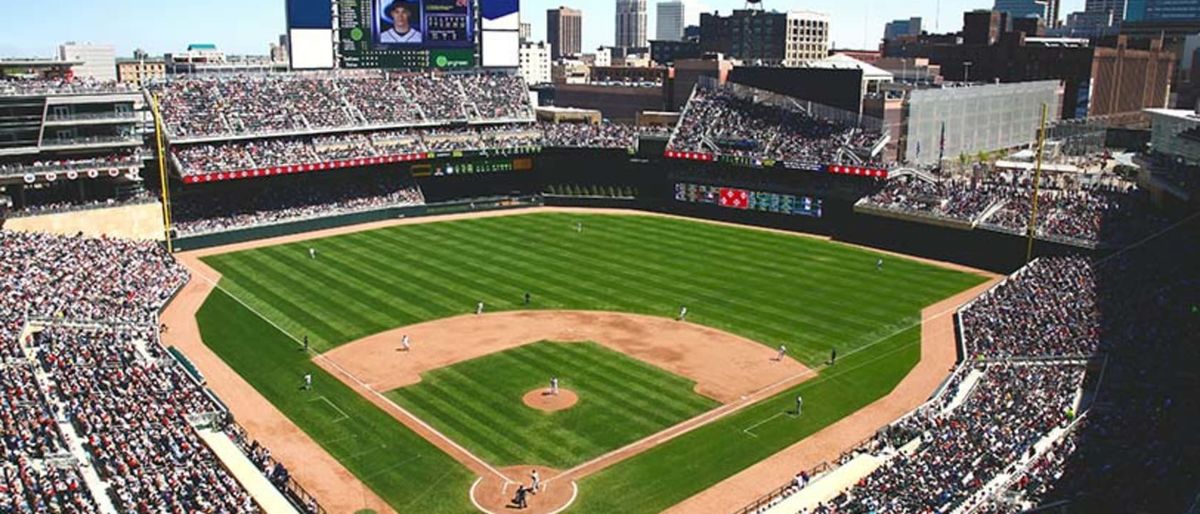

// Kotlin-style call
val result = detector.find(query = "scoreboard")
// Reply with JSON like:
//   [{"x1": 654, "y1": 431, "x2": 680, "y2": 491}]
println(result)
[
  {"x1": 674, "y1": 183, "x2": 823, "y2": 218},
  {"x1": 338, "y1": 0, "x2": 476, "y2": 69}
]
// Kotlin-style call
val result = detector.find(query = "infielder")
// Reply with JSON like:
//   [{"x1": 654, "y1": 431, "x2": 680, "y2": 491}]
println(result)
[
  {"x1": 400, "y1": 334, "x2": 411, "y2": 352},
  {"x1": 550, "y1": 376, "x2": 559, "y2": 396},
  {"x1": 303, "y1": 373, "x2": 312, "y2": 390},
  {"x1": 795, "y1": 395, "x2": 803, "y2": 416},
  {"x1": 309, "y1": 248, "x2": 316, "y2": 259},
  {"x1": 776, "y1": 345, "x2": 787, "y2": 361},
  {"x1": 476, "y1": 301, "x2": 484, "y2": 315},
  {"x1": 530, "y1": 469, "x2": 541, "y2": 493},
  {"x1": 677, "y1": 305, "x2": 688, "y2": 321}
]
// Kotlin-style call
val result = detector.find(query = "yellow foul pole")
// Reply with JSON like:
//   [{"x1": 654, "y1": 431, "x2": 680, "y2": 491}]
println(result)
[
  {"x1": 149, "y1": 93, "x2": 174, "y2": 253},
  {"x1": 1026, "y1": 103, "x2": 1048, "y2": 263}
]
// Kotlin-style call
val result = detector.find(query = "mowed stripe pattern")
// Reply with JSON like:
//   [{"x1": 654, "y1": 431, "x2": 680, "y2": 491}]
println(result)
[
  {"x1": 203, "y1": 213, "x2": 982, "y2": 366},
  {"x1": 386, "y1": 341, "x2": 720, "y2": 469}
]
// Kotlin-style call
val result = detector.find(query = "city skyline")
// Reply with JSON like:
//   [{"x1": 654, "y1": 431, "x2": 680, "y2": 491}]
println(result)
[{"x1": 0, "y1": 0, "x2": 1087, "y2": 59}]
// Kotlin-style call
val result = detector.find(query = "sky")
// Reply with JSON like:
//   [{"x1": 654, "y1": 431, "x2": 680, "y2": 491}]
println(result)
[{"x1": 0, "y1": 0, "x2": 1086, "y2": 59}]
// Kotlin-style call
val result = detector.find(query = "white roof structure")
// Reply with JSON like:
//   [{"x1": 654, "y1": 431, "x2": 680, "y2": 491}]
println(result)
[{"x1": 807, "y1": 54, "x2": 894, "y2": 82}]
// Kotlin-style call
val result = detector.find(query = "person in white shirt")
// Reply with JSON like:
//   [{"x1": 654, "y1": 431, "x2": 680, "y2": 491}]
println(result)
[{"x1": 380, "y1": 1, "x2": 422, "y2": 43}]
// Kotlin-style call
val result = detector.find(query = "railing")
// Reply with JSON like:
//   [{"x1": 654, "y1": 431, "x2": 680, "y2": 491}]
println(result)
[
  {"x1": 223, "y1": 421, "x2": 328, "y2": 514},
  {"x1": 45, "y1": 111, "x2": 138, "y2": 122},
  {"x1": 733, "y1": 431, "x2": 878, "y2": 514}
]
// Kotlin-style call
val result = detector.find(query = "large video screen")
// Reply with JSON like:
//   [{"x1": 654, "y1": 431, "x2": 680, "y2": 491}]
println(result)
[{"x1": 339, "y1": 0, "x2": 476, "y2": 69}]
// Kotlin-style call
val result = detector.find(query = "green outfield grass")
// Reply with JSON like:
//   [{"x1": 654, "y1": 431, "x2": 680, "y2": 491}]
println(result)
[
  {"x1": 195, "y1": 212, "x2": 986, "y2": 513},
  {"x1": 386, "y1": 341, "x2": 720, "y2": 469}
]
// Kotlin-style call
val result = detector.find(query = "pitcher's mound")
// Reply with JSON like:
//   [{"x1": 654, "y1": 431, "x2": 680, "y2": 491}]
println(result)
[{"x1": 522, "y1": 388, "x2": 578, "y2": 412}]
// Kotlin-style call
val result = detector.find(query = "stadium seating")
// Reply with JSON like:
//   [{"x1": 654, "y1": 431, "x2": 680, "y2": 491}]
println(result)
[
  {"x1": 152, "y1": 71, "x2": 534, "y2": 140},
  {"x1": 0, "y1": 230, "x2": 311, "y2": 512}
]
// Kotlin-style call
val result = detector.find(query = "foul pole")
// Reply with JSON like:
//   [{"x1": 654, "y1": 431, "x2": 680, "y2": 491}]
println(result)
[
  {"x1": 1026, "y1": 103, "x2": 1048, "y2": 263},
  {"x1": 149, "y1": 93, "x2": 174, "y2": 253}
]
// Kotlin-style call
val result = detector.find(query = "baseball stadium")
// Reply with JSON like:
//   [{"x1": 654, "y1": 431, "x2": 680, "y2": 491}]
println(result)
[{"x1": 1, "y1": 2, "x2": 1199, "y2": 514}]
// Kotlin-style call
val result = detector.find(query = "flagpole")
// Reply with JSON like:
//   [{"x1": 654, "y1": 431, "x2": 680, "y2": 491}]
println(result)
[{"x1": 1026, "y1": 103, "x2": 1048, "y2": 264}]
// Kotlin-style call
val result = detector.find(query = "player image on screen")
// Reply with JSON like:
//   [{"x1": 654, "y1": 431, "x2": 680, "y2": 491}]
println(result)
[{"x1": 379, "y1": 0, "x2": 423, "y2": 44}]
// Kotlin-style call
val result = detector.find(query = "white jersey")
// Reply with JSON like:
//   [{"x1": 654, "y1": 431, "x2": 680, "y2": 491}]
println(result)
[{"x1": 380, "y1": 28, "x2": 422, "y2": 43}]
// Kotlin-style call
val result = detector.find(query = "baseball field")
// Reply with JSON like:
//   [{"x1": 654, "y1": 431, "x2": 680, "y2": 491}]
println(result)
[{"x1": 185, "y1": 211, "x2": 987, "y2": 513}]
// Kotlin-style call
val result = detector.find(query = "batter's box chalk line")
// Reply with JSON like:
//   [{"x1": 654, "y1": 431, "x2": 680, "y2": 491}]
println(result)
[
  {"x1": 741, "y1": 411, "x2": 793, "y2": 438},
  {"x1": 308, "y1": 394, "x2": 351, "y2": 423}
]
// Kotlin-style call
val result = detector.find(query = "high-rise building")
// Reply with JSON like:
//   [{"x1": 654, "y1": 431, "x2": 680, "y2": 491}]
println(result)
[
  {"x1": 1085, "y1": 0, "x2": 1127, "y2": 19},
  {"x1": 1126, "y1": 0, "x2": 1200, "y2": 21},
  {"x1": 520, "y1": 22, "x2": 532, "y2": 42},
  {"x1": 700, "y1": 10, "x2": 829, "y2": 66},
  {"x1": 58, "y1": 42, "x2": 117, "y2": 82},
  {"x1": 547, "y1": 7, "x2": 583, "y2": 60},
  {"x1": 994, "y1": 0, "x2": 1051, "y2": 20},
  {"x1": 519, "y1": 41, "x2": 553, "y2": 85},
  {"x1": 656, "y1": 1, "x2": 686, "y2": 42},
  {"x1": 884, "y1": 17, "x2": 923, "y2": 41},
  {"x1": 616, "y1": 0, "x2": 649, "y2": 49}
]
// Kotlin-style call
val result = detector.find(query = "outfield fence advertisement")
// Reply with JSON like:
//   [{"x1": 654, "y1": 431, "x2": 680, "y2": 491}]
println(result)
[{"x1": 674, "y1": 183, "x2": 824, "y2": 218}]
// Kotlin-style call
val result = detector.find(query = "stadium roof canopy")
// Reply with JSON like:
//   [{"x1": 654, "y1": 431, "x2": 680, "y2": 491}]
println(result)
[{"x1": 806, "y1": 54, "x2": 893, "y2": 81}]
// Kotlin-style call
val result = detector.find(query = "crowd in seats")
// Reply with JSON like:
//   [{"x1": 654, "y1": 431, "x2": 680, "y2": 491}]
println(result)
[
  {"x1": 539, "y1": 122, "x2": 669, "y2": 149},
  {"x1": 31, "y1": 325, "x2": 254, "y2": 513},
  {"x1": 0, "y1": 460, "x2": 97, "y2": 513},
  {"x1": 171, "y1": 124, "x2": 541, "y2": 176},
  {"x1": 170, "y1": 174, "x2": 424, "y2": 235},
  {"x1": 153, "y1": 71, "x2": 533, "y2": 139},
  {"x1": 225, "y1": 425, "x2": 320, "y2": 514},
  {"x1": 808, "y1": 364, "x2": 1082, "y2": 514},
  {"x1": 859, "y1": 169, "x2": 1166, "y2": 246},
  {"x1": 961, "y1": 257, "x2": 1100, "y2": 358},
  {"x1": 0, "y1": 151, "x2": 142, "y2": 178},
  {"x1": 0, "y1": 79, "x2": 135, "y2": 97},
  {"x1": 669, "y1": 86, "x2": 884, "y2": 168}
]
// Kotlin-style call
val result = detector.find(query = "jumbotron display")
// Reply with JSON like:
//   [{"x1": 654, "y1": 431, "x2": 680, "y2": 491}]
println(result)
[
  {"x1": 339, "y1": 0, "x2": 476, "y2": 68},
  {"x1": 674, "y1": 183, "x2": 824, "y2": 218}
]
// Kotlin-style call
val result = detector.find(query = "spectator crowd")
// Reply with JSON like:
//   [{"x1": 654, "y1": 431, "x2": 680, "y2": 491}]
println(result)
[
  {"x1": 669, "y1": 86, "x2": 885, "y2": 169},
  {"x1": 152, "y1": 71, "x2": 534, "y2": 139},
  {"x1": 539, "y1": 122, "x2": 670, "y2": 149},
  {"x1": 0, "y1": 229, "x2": 322, "y2": 512},
  {"x1": 171, "y1": 174, "x2": 425, "y2": 235}
]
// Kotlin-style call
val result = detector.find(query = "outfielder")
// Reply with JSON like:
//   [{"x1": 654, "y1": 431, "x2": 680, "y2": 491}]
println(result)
[
  {"x1": 576, "y1": 221, "x2": 583, "y2": 233},
  {"x1": 476, "y1": 301, "x2": 484, "y2": 315},
  {"x1": 303, "y1": 373, "x2": 312, "y2": 390},
  {"x1": 309, "y1": 248, "x2": 316, "y2": 259},
  {"x1": 876, "y1": 258, "x2": 883, "y2": 271},
  {"x1": 678, "y1": 305, "x2": 688, "y2": 321}
]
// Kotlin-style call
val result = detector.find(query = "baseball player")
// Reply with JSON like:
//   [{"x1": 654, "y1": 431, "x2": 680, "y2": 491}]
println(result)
[
  {"x1": 795, "y1": 395, "x2": 803, "y2": 416},
  {"x1": 303, "y1": 335, "x2": 309, "y2": 352},
  {"x1": 476, "y1": 301, "x2": 484, "y2": 315},
  {"x1": 530, "y1": 469, "x2": 541, "y2": 493},
  {"x1": 830, "y1": 347, "x2": 837, "y2": 365},
  {"x1": 550, "y1": 377, "x2": 559, "y2": 396},
  {"x1": 876, "y1": 258, "x2": 883, "y2": 271},
  {"x1": 309, "y1": 248, "x2": 316, "y2": 260},
  {"x1": 303, "y1": 373, "x2": 312, "y2": 391},
  {"x1": 677, "y1": 305, "x2": 688, "y2": 321},
  {"x1": 776, "y1": 345, "x2": 787, "y2": 361},
  {"x1": 576, "y1": 221, "x2": 583, "y2": 233},
  {"x1": 524, "y1": 292, "x2": 531, "y2": 306},
  {"x1": 400, "y1": 334, "x2": 411, "y2": 352}
]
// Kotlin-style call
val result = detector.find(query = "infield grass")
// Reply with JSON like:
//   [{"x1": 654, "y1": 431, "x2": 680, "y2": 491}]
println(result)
[
  {"x1": 386, "y1": 341, "x2": 720, "y2": 469},
  {"x1": 195, "y1": 212, "x2": 987, "y2": 513}
]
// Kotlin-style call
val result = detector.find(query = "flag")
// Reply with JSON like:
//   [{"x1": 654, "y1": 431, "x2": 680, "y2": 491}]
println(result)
[{"x1": 719, "y1": 187, "x2": 749, "y2": 209}]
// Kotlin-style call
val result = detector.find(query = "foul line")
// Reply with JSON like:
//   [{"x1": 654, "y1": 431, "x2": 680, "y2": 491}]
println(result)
[
  {"x1": 182, "y1": 264, "x2": 511, "y2": 484},
  {"x1": 308, "y1": 395, "x2": 350, "y2": 423},
  {"x1": 742, "y1": 412, "x2": 785, "y2": 438}
]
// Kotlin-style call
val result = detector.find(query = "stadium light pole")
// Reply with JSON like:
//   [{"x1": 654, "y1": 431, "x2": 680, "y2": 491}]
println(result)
[
  {"x1": 149, "y1": 93, "x2": 174, "y2": 253},
  {"x1": 1026, "y1": 103, "x2": 1048, "y2": 264}
]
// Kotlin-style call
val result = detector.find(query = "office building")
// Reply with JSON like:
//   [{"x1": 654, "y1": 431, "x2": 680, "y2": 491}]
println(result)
[
  {"x1": 57, "y1": 42, "x2": 117, "y2": 82},
  {"x1": 1086, "y1": 0, "x2": 1128, "y2": 19},
  {"x1": 116, "y1": 57, "x2": 166, "y2": 85},
  {"x1": 520, "y1": 22, "x2": 532, "y2": 42},
  {"x1": 994, "y1": 0, "x2": 1054, "y2": 22},
  {"x1": 884, "y1": 17, "x2": 922, "y2": 41},
  {"x1": 519, "y1": 41, "x2": 553, "y2": 85},
  {"x1": 616, "y1": 0, "x2": 649, "y2": 49},
  {"x1": 547, "y1": 7, "x2": 583, "y2": 60},
  {"x1": 1127, "y1": 0, "x2": 1200, "y2": 21},
  {"x1": 656, "y1": 1, "x2": 686, "y2": 41},
  {"x1": 700, "y1": 9, "x2": 829, "y2": 66}
]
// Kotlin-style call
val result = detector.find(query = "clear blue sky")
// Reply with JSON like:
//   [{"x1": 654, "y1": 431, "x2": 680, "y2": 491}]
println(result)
[{"x1": 0, "y1": 0, "x2": 1084, "y2": 58}]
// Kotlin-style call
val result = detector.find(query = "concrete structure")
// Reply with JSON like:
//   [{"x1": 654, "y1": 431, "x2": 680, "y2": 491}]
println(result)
[
  {"x1": 700, "y1": 9, "x2": 829, "y2": 67},
  {"x1": 546, "y1": 83, "x2": 665, "y2": 122},
  {"x1": 900, "y1": 81, "x2": 1065, "y2": 165},
  {"x1": 669, "y1": 55, "x2": 735, "y2": 110},
  {"x1": 876, "y1": 57, "x2": 943, "y2": 84},
  {"x1": 656, "y1": 1, "x2": 686, "y2": 42},
  {"x1": 884, "y1": 17, "x2": 923, "y2": 42},
  {"x1": 552, "y1": 59, "x2": 590, "y2": 84},
  {"x1": 1147, "y1": 108, "x2": 1200, "y2": 162},
  {"x1": 806, "y1": 54, "x2": 894, "y2": 98},
  {"x1": 520, "y1": 22, "x2": 532, "y2": 42},
  {"x1": 116, "y1": 58, "x2": 166, "y2": 85},
  {"x1": 650, "y1": 39, "x2": 702, "y2": 64},
  {"x1": 536, "y1": 105, "x2": 603, "y2": 124},
  {"x1": 617, "y1": 0, "x2": 649, "y2": 50},
  {"x1": 547, "y1": 7, "x2": 583, "y2": 60},
  {"x1": 519, "y1": 41, "x2": 553, "y2": 85},
  {"x1": 58, "y1": 43, "x2": 116, "y2": 82}
]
